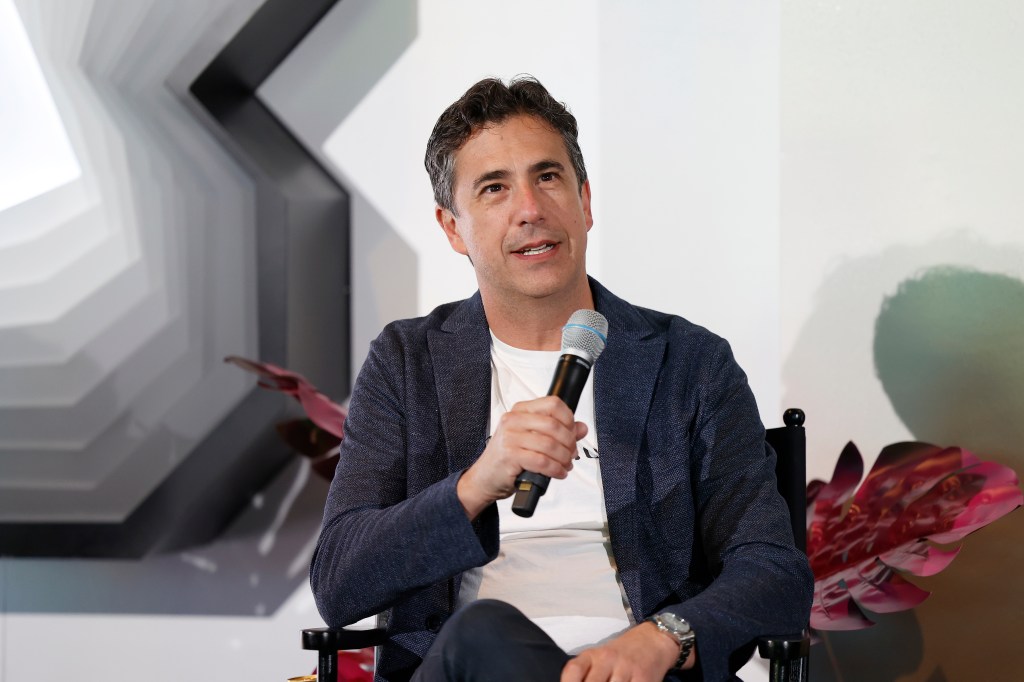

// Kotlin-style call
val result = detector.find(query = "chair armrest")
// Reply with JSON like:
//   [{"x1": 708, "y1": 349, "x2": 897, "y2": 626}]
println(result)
[
  {"x1": 302, "y1": 627, "x2": 388, "y2": 682},
  {"x1": 302, "y1": 626, "x2": 388, "y2": 651},
  {"x1": 757, "y1": 632, "x2": 809, "y2": 682},
  {"x1": 757, "y1": 632, "x2": 809, "y2": 661}
]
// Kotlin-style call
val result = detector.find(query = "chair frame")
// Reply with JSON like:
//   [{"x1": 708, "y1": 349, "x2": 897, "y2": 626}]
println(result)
[
  {"x1": 757, "y1": 407, "x2": 810, "y2": 681},
  {"x1": 303, "y1": 409, "x2": 811, "y2": 682}
]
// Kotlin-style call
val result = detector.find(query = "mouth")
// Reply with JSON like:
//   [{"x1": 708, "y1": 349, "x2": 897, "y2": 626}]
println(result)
[{"x1": 513, "y1": 241, "x2": 557, "y2": 256}]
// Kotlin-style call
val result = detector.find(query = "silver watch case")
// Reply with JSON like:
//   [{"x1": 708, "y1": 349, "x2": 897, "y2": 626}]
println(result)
[{"x1": 647, "y1": 612, "x2": 695, "y2": 670}]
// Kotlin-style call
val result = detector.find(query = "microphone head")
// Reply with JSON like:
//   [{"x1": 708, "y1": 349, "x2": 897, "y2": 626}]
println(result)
[{"x1": 561, "y1": 310, "x2": 609, "y2": 362}]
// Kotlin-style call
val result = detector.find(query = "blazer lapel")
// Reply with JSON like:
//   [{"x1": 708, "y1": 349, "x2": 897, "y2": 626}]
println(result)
[
  {"x1": 591, "y1": 279, "x2": 665, "y2": 611},
  {"x1": 594, "y1": 295, "x2": 665, "y2": 515},
  {"x1": 427, "y1": 294, "x2": 493, "y2": 476}
]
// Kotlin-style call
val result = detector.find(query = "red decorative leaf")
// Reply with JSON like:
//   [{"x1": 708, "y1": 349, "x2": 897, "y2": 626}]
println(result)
[
  {"x1": 337, "y1": 647, "x2": 374, "y2": 681},
  {"x1": 808, "y1": 442, "x2": 1022, "y2": 631},
  {"x1": 275, "y1": 419, "x2": 342, "y2": 482},
  {"x1": 276, "y1": 419, "x2": 341, "y2": 459},
  {"x1": 225, "y1": 356, "x2": 347, "y2": 438}
]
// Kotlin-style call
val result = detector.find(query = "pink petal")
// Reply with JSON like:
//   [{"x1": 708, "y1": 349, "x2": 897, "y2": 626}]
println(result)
[
  {"x1": 224, "y1": 356, "x2": 301, "y2": 394},
  {"x1": 808, "y1": 440, "x2": 1023, "y2": 633},
  {"x1": 847, "y1": 559, "x2": 930, "y2": 613},
  {"x1": 226, "y1": 355, "x2": 348, "y2": 438},
  {"x1": 808, "y1": 443, "x2": 864, "y2": 558},
  {"x1": 930, "y1": 462, "x2": 1023, "y2": 543},
  {"x1": 879, "y1": 542, "x2": 960, "y2": 577},
  {"x1": 821, "y1": 442, "x2": 865, "y2": 506},
  {"x1": 296, "y1": 384, "x2": 347, "y2": 439},
  {"x1": 811, "y1": 576, "x2": 875, "y2": 630},
  {"x1": 958, "y1": 447, "x2": 981, "y2": 468},
  {"x1": 806, "y1": 479, "x2": 826, "y2": 507},
  {"x1": 853, "y1": 443, "x2": 967, "y2": 513}
]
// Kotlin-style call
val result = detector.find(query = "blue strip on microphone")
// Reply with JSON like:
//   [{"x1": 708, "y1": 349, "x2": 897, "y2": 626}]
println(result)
[{"x1": 562, "y1": 323, "x2": 607, "y2": 343}]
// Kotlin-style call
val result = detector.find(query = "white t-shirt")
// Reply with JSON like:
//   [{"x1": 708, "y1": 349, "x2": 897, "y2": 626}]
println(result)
[{"x1": 456, "y1": 334, "x2": 633, "y2": 653}]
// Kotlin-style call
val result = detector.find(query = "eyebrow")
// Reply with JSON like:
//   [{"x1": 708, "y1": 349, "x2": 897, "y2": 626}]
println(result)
[
  {"x1": 470, "y1": 160, "x2": 567, "y2": 191},
  {"x1": 531, "y1": 160, "x2": 566, "y2": 175},
  {"x1": 472, "y1": 169, "x2": 508, "y2": 190}
]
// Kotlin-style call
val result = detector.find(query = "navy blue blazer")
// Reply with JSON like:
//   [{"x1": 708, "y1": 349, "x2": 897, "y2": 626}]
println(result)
[{"x1": 311, "y1": 279, "x2": 812, "y2": 682}]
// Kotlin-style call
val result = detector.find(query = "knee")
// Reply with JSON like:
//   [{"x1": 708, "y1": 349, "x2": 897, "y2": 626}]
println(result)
[
  {"x1": 444, "y1": 598, "x2": 520, "y2": 647},
  {"x1": 439, "y1": 599, "x2": 523, "y2": 652},
  {"x1": 451, "y1": 599, "x2": 522, "y2": 625},
  {"x1": 421, "y1": 600, "x2": 567, "y2": 681}
]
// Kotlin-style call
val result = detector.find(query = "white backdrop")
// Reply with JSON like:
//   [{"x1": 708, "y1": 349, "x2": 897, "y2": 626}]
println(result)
[{"x1": 265, "y1": 0, "x2": 783, "y2": 427}]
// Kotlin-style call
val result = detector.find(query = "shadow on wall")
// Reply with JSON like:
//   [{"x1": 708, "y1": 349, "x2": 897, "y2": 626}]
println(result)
[
  {"x1": 874, "y1": 266, "x2": 1024, "y2": 458},
  {"x1": 794, "y1": 250, "x2": 1024, "y2": 680},
  {"x1": 868, "y1": 266, "x2": 1024, "y2": 682}
]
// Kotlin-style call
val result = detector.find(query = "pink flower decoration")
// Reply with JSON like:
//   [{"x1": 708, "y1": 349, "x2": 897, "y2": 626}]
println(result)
[
  {"x1": 808, "y1": 442, "x2": 1022, "y2": 630},
  {"x1": 224, "y1": 356, "x2": 347, "y2": 438}
]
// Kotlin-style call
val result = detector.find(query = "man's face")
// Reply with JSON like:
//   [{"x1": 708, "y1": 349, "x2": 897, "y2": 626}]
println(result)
[{"x1": 436, "y1": 114, "x2": 593, "y2": 308}]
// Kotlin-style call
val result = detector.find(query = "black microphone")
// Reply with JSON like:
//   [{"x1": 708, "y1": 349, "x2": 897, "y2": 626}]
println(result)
[{"x1": 511, "y1": 309, "x2": 609, "y2": 518}]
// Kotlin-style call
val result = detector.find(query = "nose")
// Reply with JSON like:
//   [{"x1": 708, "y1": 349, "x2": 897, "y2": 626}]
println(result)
[{"x1": 514, "y1": 185, "x2": 543, "y2": 225}]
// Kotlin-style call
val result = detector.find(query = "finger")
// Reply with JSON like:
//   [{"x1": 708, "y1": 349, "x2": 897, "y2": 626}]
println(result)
[
  {"x1": 560, "y1": 655, "x2": 590, "y2": 682},
  {"x1": 489, "y1": 433, "x2": 574, "y2": 480},
  {"x1": 518, "y1": 449, "x2": 573, "y2": 479},
  {"x1": 506, "y1": 426, "x2": 578, "y2": 461},
  {"x1": 510, "y1": 395, "x2": 578, "y2": 427},
  {"x1": 497, "y1": 412, "x2": 580, "y2": 457},
  {"x1": 574, "y1": 421, "x2": 589, "y2": 441},
  {"x1": 572, "y1": 650, "x2": 617, "y2": 682}
]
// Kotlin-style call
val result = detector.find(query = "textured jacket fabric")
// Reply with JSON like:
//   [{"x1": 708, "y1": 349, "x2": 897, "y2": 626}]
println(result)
[{"x1": 310, "y1": 279, "x2": 813, "y2": 682}]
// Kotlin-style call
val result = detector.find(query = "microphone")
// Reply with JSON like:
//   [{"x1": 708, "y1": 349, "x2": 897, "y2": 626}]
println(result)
[{"x1": 511, "y1": 309, "x2": 609, "y2": 518}]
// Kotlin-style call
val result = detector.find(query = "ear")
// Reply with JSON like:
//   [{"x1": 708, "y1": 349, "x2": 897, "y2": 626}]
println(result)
[
  {"x1": 581, "y1": 180, "x2": 594, "y2": 231},
  {"x1": 436, "y1": 206, "x2": 468, "y2": 256}
]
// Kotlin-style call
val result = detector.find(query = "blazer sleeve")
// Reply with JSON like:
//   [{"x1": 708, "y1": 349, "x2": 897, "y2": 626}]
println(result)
[
  {"x1": 309, "y1": 327, "x2": 498, "y2": 628},
  {"x1": 667, "y1": 338, "x2": 813, "y2": 681}
]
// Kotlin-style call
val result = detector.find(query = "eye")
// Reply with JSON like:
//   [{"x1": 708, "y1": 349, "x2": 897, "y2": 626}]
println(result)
[
  {"x1": 539, "y1": 172, "x2": 556, "y2": 182},
  {"x1": 482, "y1": 183, "x2": 503, "y2": 194}
]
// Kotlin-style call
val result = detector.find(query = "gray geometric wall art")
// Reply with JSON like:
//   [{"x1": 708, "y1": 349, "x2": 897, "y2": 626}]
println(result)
[
  {"x1": 1, "y1": 0, "x2": 415, "y2": 620},
  {"x1": 0, "y1": 0, "x2": 346, "y2": 560}
]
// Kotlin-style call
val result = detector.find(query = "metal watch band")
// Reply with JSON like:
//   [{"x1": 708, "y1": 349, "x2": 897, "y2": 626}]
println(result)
[
  {"x1": 674, "y1": 631, "x2": 694, "y2": 670},
  {"x1": 647, "y1": 614, "x2": 695, "y2": 670}
]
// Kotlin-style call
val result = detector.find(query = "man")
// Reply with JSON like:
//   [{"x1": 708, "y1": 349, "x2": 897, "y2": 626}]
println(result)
[{"x1": 310, "y1": 76, "x2": 812, "y2": 682}]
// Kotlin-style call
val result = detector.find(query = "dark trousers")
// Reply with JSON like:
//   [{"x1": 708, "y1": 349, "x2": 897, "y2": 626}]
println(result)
[{"x1": 411, "y1": 599, "x2": 571, "y2": 682}]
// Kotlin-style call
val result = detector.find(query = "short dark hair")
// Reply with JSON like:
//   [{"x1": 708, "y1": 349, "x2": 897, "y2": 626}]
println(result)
[{"x1": 424, "y1": 75, "x2": 588, "y2": 215}]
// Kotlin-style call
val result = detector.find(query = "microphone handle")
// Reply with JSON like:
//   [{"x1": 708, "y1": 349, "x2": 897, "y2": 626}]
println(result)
[
  {"x1": 511, "y1": 354, "x2": 592, "y2": 517},
  {"x1": 547, "y1": 354, "x2": 590, "y2": 412}
]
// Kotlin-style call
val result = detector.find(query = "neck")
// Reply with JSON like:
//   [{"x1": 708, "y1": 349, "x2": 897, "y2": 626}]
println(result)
[{"x1": 481, "y1": 280, "x2": 595, "y2": 351}]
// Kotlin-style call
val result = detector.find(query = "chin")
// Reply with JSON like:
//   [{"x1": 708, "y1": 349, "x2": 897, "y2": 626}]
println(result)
[{"x1": 520, "y1": 277, "x2": 581, "y2": 301}]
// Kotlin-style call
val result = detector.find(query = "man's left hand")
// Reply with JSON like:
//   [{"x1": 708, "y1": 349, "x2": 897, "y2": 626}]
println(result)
[{"x1": 560, "y1": 621, "x2": 687, "y2": 682}]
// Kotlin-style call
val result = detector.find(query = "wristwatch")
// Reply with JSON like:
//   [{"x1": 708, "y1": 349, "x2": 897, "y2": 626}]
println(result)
[{"x1": 646, "y1": 612, "x2": 695, "y2": 670}]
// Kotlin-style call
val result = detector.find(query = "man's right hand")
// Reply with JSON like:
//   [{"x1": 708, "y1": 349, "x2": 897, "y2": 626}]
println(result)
[{"x1": 456, "y1": 395, "x2": 587, "y2": 520}]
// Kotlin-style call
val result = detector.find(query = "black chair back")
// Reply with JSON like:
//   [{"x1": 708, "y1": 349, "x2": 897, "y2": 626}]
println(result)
[
  {"x1": 765, "y1": 408, "x2": 807, "y2": 553},
  {"x1": 759, "y1": 407, "x2": 810, "y2": 681}
]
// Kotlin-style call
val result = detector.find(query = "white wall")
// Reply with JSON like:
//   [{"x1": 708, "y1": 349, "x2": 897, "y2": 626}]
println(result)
[
  {"x1": 782, "y1": 0, "x2": 1024, "y2": 479},
  {"x1": 780, "y1": 2, "x2": 1024, "y2": 679},
  {"x1": 263, "y1": 0, "x2": 783, "y2": 423}
]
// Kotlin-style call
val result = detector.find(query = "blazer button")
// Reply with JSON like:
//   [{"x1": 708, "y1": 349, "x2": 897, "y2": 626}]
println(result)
[{"x1": 425, "y1": 613, "x2": 445, "y2": 633}]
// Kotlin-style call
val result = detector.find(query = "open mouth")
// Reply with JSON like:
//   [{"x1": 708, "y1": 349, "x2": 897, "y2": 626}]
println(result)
[{"x1": 515, "y1": 243, "x2": 556, "y2": 256}]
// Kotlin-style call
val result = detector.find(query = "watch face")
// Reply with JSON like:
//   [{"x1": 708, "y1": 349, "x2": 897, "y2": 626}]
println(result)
[{"x1": 659, "y1": 613, "x2": 691, "y2": 634}]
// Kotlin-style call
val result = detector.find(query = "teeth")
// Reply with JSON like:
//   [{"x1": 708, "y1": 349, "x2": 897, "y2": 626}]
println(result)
[{"x1": 519, "y1": 244, "x2": 554, "y2": 256}]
